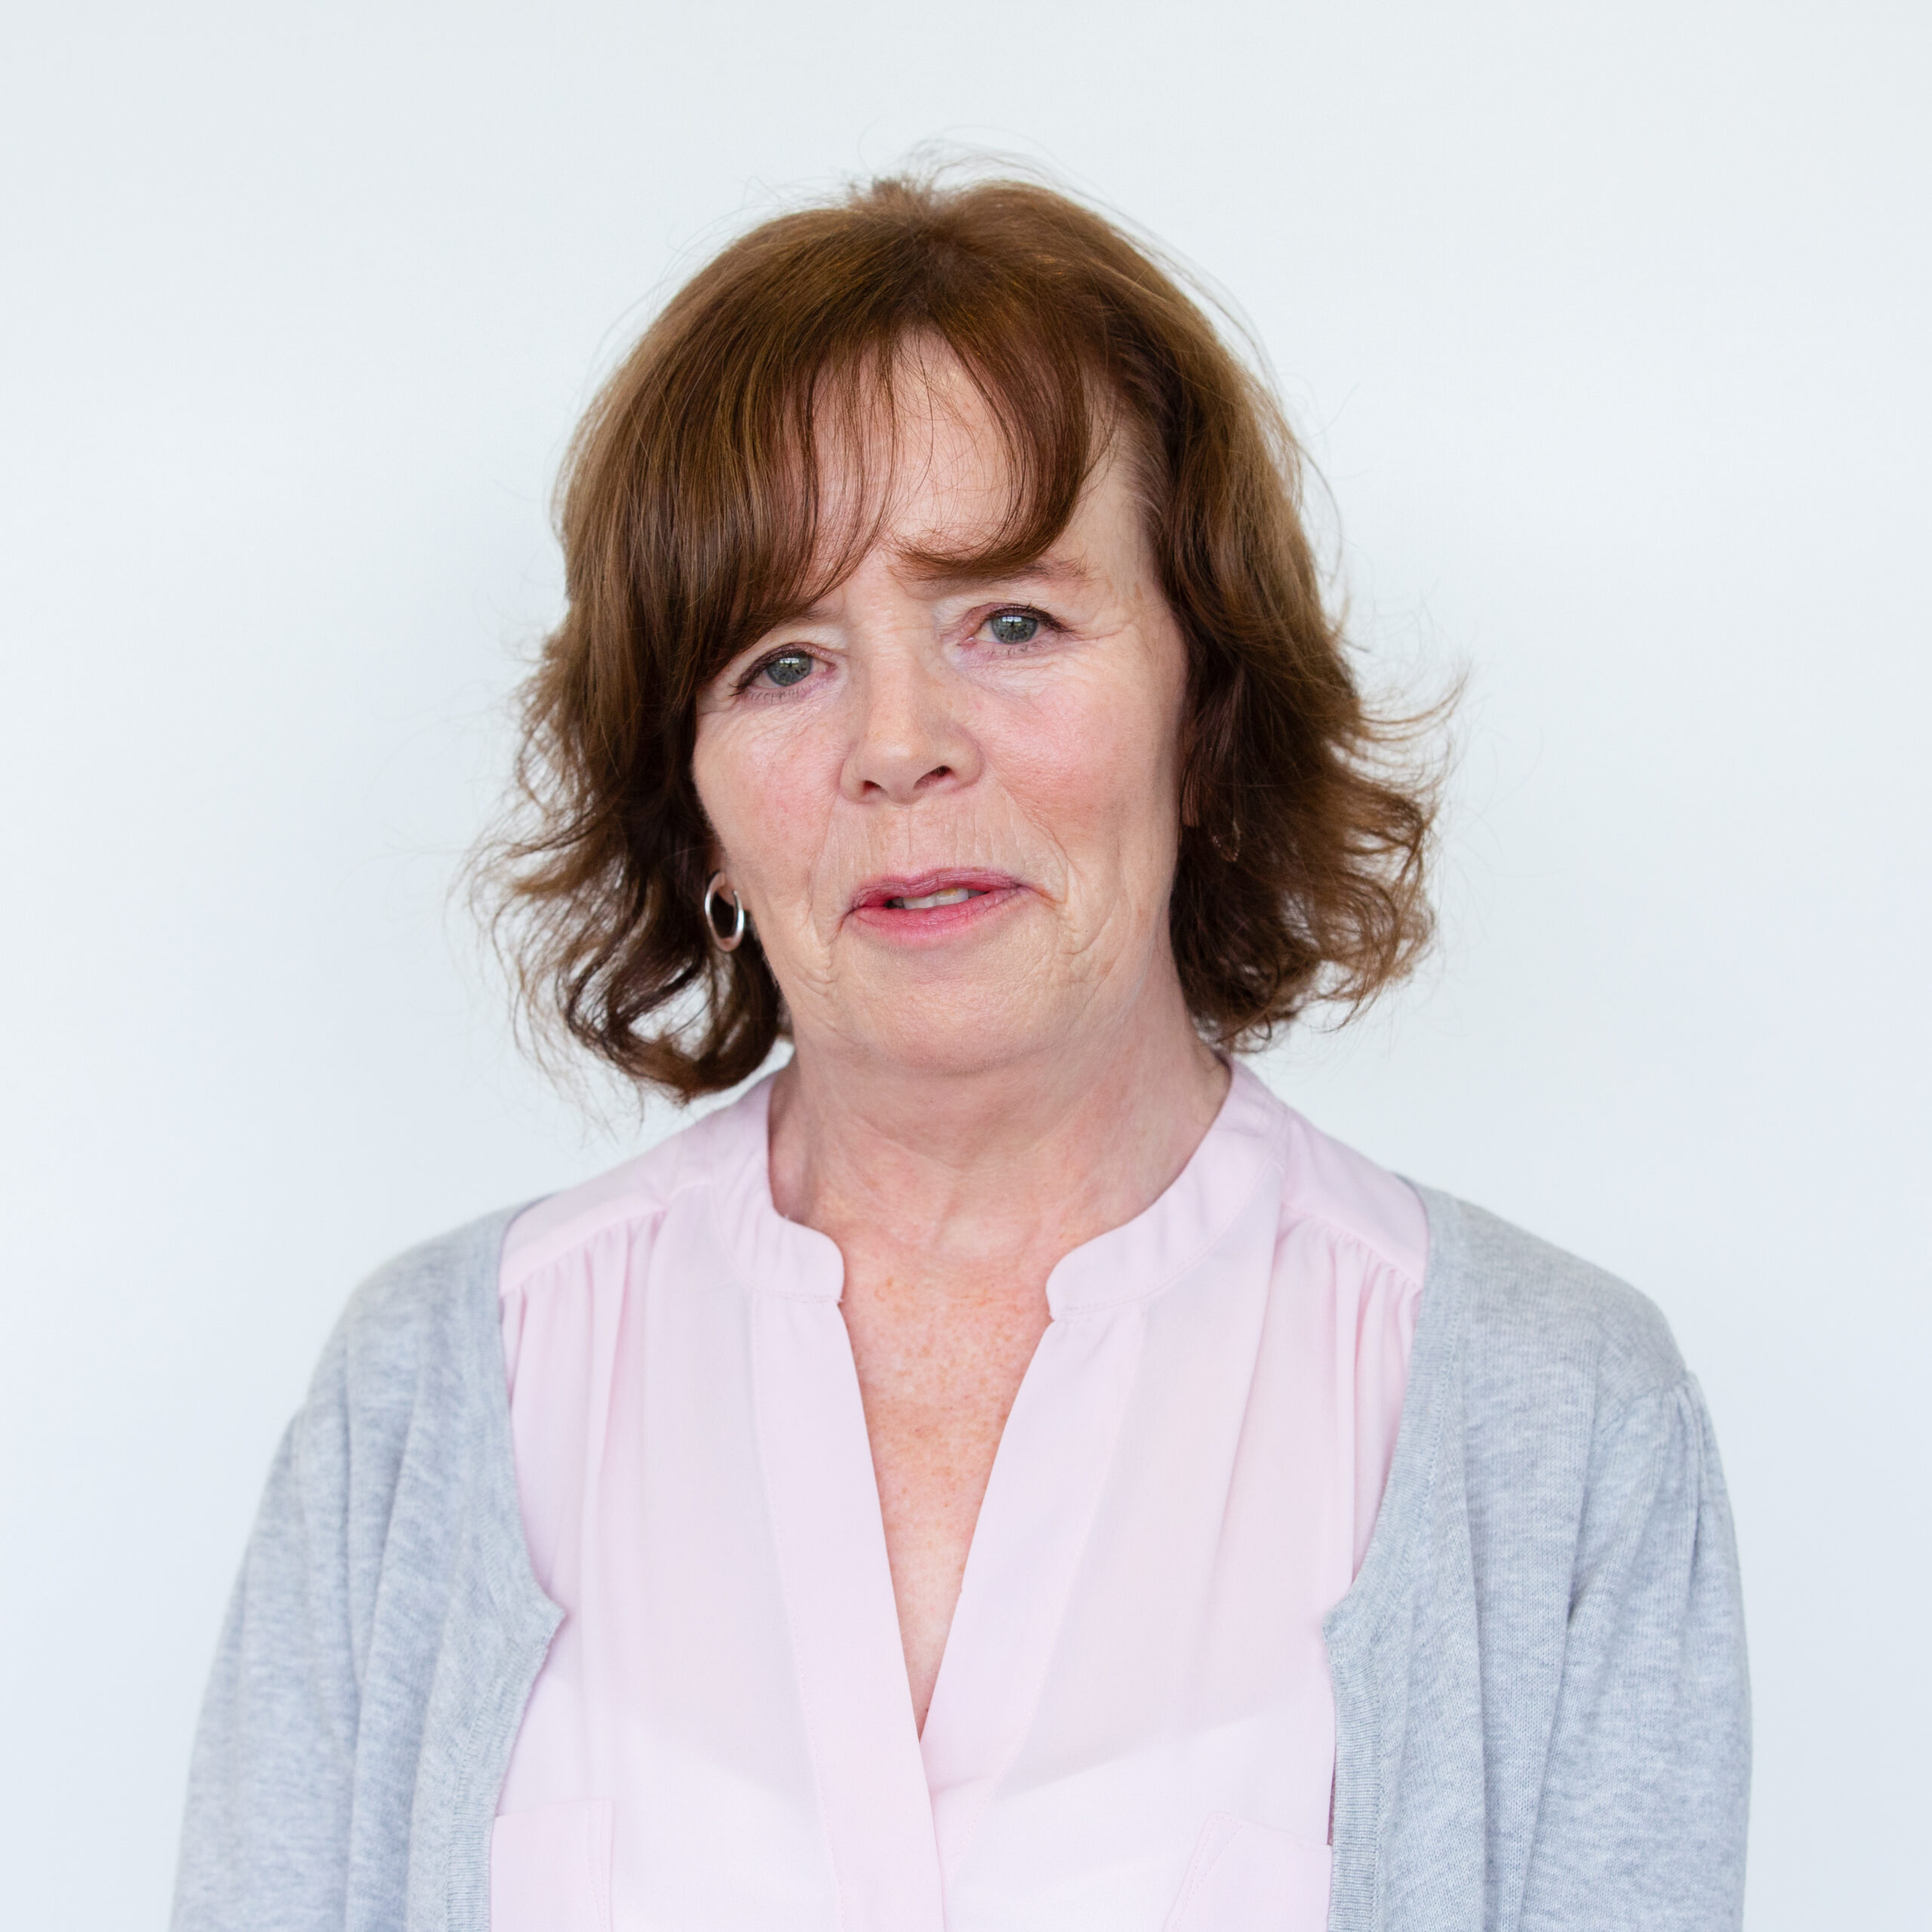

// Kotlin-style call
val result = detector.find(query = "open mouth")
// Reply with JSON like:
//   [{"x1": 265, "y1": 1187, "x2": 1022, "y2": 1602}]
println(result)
[
  {"x1": 884, "y1": 885, "x2": 983, "y2": 910},
  {"x1": 851, "y1": 871, "x2": 1022, "y2": 921}
]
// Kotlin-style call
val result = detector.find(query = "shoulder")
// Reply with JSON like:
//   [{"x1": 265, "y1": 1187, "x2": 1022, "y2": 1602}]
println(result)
[
  {"x1": 1226, "y1": 1073, "x2": 1687, "y2": 1422},
  {"x1": 312, "y1": 1083, "x2": 771, "y2": 1427},
  {"x1": 495, "y1": 1079, "x2": 771, "y2": 1298},
  {"x1": 1235, "y1": 1067, "x2": 1429, "y2": 1286},
  {"x1": 495, "y1": 1128, "x2": 688, "y2": 1297},
  {"x1": 1414, "y1": 1174, "x2": 1700, "y2": 1506},
  {"x1": 1422, "y1": 1182, "x2": 1692, "y2": 1414},
  {"x1": 300, "y1": 1206, "x2": 522, "y2": 1458}
]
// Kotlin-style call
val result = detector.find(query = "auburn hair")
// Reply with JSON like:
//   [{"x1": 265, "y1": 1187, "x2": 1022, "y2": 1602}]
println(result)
[{"x1": 481, "y1": 170, "x2": 1442, "y2": 1100}]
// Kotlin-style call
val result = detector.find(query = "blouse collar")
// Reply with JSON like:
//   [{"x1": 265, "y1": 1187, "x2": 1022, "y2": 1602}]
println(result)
[{"x1": 700, "y1": 1060, "x2": 1287, "y2": 1321}]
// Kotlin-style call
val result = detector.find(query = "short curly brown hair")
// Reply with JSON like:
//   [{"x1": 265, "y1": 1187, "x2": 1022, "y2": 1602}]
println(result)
[{"x1": 481, "y1": 171, "x2": 1442, "y2": 1101}]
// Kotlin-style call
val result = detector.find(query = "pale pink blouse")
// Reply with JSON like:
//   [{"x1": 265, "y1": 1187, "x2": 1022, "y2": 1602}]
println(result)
[{"x1": 492, "y1": 1063, "x2": 1424, "y2": 1932}]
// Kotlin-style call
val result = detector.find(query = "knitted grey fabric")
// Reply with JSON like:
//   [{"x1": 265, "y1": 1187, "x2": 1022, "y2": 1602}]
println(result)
[{"x1": 171, "y1": 1186, "x2": 1748, "y2": 1931}]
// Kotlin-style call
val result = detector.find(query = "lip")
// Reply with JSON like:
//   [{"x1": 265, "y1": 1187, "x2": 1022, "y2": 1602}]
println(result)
[
  {"x1": 849, "y1": 869, "x2": 1023, "y2": 911},
  {"x1": 845, "y1": 868, "x2": 1028, "y2": 942}
]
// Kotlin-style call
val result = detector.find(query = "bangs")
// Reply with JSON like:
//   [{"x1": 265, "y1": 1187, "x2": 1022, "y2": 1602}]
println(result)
[
  {"x1": 768, "y1": 338, "x2": 1118, "y2": 623},
  {"x1": 629, "y1": 209, "x2": 1126, "y2": 700}
]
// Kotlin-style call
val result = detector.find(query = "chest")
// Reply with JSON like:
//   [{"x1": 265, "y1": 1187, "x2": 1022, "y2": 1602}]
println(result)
[
  {"x1": 836, "y1": 1271, "x2": 1052, "y2": 1728},
  {"x1": 492, "y1": 1161, "x2": 1412, "y2": 1932}
]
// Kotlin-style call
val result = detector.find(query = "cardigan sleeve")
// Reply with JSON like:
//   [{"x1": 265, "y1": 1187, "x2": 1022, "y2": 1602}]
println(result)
[
  {"x1": 170, "y1": 1334, "x2": 362, "y2": 1932},
  {"x1": 1518, "y1": 1375, "x2": 1751, "y2": 1931}
]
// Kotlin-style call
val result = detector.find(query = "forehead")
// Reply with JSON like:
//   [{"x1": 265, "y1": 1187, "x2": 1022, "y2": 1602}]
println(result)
[
  {"x1": 820, "y1": 347, "x2": 1023, "y2": 532},
  {"x1": 808, "y1": 343, "x2": 1141, "y2": 582}
]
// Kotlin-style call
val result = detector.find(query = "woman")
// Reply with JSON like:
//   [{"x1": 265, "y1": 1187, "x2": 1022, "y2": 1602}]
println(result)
[{"x1": 173, "y1": 175, "x2": 1749, "y2": 1932}]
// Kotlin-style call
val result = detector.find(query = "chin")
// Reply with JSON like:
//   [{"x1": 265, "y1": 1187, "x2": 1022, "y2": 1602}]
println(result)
[
  {"x1": 841, "y1": 984, "x2": 1065, "y2": 1081},
  {"x1": 857, "y1": 1023, "x2": 1048, "y2": 1081}
]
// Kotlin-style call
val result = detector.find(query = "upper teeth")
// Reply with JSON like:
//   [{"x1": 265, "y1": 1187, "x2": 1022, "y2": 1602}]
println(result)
[{"x1": 888, "y1": 886, "x2": 978, "y2": 909}]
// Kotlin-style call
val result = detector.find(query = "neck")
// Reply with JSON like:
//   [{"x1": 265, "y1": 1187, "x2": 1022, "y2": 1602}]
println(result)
[{"x1": 767, "y1": 971, "x2": 1229, "y2": 1298}]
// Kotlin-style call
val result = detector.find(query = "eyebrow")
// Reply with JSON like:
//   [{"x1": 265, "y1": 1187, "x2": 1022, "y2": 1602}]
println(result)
[
  {"x1": 899, "y1": 552, "x2": 1096, "y2": 595},
  {"x1": 777, "y1": 552, "x2": 1096, "y2": 630}
]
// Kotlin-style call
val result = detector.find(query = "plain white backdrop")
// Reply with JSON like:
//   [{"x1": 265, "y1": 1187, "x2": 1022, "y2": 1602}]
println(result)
[{"x1": 3, "y1": 3, "x2": 1926, "y2": 1924}]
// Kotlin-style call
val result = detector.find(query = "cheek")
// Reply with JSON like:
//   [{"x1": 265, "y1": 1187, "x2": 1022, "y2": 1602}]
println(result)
[
  {"x1": 691, "y1": 713, "x2": 840, "y2": 891},
  {"x1": 995, "y1": 656, "x2": 1185, "y2": 876}
]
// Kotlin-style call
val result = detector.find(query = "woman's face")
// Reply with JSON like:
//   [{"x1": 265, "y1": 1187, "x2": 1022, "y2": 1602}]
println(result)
[{"x1": 691, "y1": 355, "x2": 1191, "y2": 1081}]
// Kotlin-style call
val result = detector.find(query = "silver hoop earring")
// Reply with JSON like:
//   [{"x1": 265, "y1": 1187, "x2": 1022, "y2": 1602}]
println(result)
[{"x1": 703, "y1": 871, "x2": 747, "y2": 952}]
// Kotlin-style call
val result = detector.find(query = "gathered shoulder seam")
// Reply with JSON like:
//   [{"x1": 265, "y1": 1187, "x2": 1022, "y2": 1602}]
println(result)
[{"x1": 497, "y1": 1166, "x2": 704, "y2": 1299}]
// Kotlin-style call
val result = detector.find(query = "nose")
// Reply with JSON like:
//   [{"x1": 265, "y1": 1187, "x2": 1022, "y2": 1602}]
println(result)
[{"x1": 839, "y1": 644, "x2": 983, "y2": 805}]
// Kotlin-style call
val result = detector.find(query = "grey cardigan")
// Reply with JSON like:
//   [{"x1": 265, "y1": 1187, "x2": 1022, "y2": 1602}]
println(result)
[{"x1": 171, "y1": 1186, "x2": 1749, "y2": 1932}]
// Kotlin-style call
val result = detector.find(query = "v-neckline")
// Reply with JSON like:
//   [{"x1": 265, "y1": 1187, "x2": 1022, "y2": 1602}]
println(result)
[{"x1": 728, "y1": 1069, "x2": 1286, "y2": 1930}]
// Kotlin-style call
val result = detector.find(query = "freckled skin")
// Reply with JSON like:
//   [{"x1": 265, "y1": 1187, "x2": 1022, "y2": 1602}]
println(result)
[{"x1": 691, "y1": 352, "x2": 1227, "y2": 1730}]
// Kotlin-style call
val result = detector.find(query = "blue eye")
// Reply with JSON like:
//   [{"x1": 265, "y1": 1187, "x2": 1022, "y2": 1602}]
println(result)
[
  {"x1": 987, "y1": 611, "x2": 1041, "y2": 646},
  {"x1": 760, "y1": 650, "x2": 814, "y2": 688}
]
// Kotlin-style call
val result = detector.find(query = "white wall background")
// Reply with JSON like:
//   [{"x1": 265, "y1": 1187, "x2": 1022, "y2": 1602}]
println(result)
[{"x1": 3, "y1": 3, "x2": 1926, "y2": 1924}]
